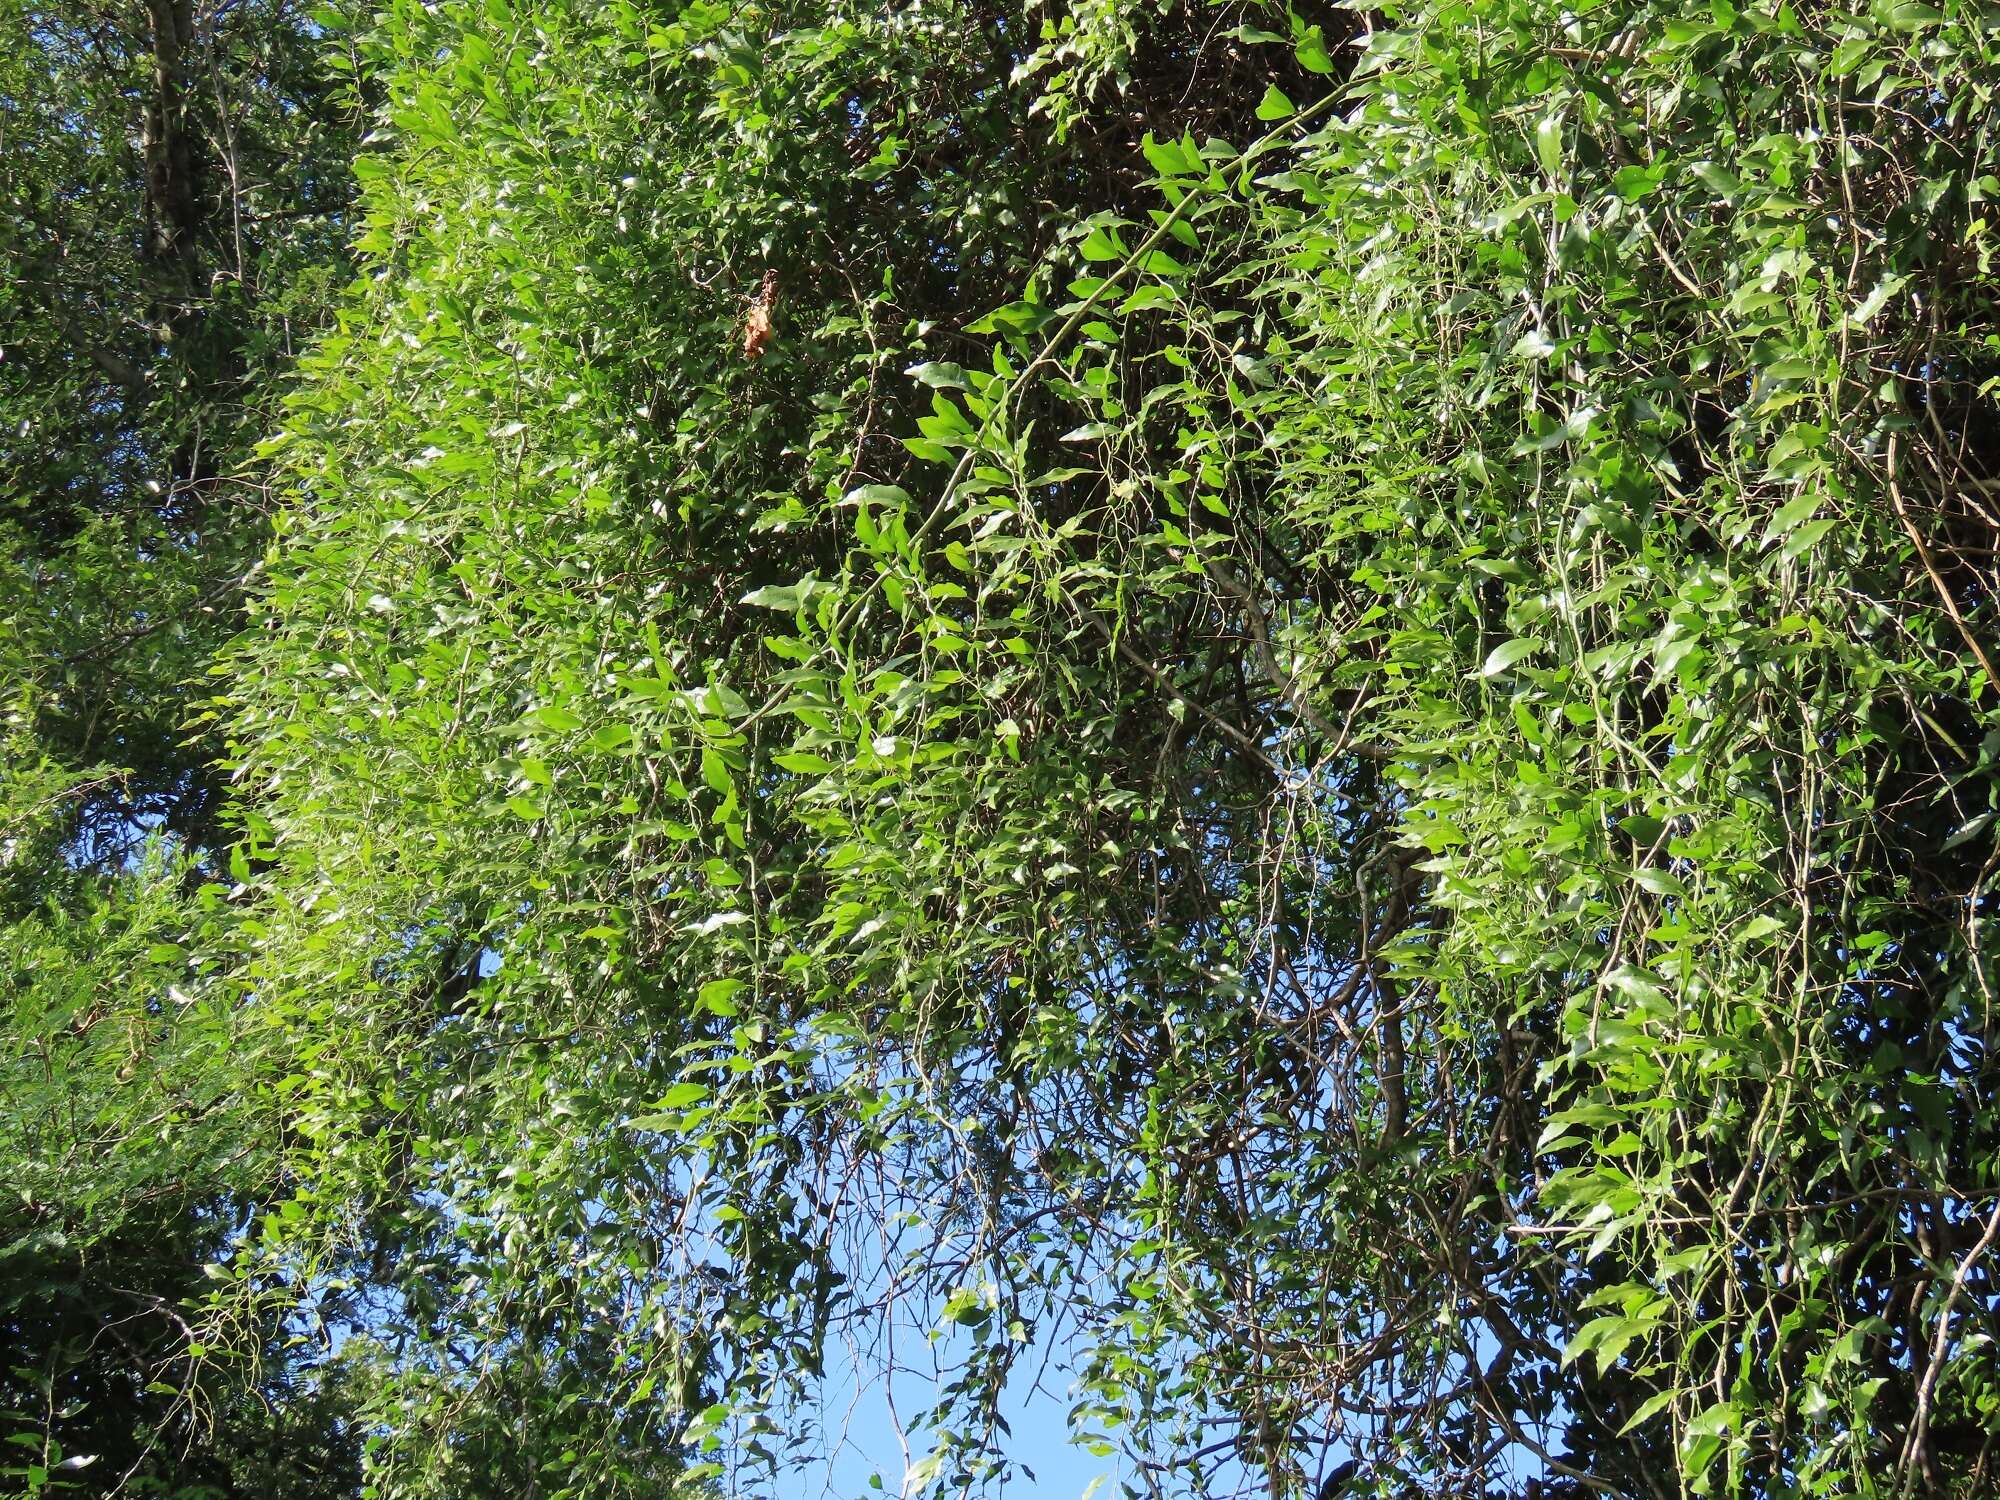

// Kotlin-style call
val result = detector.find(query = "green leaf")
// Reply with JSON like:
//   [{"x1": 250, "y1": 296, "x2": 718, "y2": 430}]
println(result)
[
  {"x1": 773, "y1": 751, "x2": 834, "y2": 773},
  {"x1": 1535, "y1": 114, "x2": 1564, "y2": 182},
  {"x1": 1619, "y1": 813, "x2": 1664, "y2": 845},
  {"x1": 846, "y1": 483, "x2": 912, "y2": 508},
  {"x1": 700, "y1": 747, "x2": 734, "y2": 794},
  {"x1": 1481, "y1": 638, "x2": 1543, "y2": 676},
  {"x1": 1611, "y1": 163, "x2": 1664, "y2": 202},
  {"x1": 1079, "y1": 226, "x2": 1124, "y2": 263},
  {"x1": 1691, "y1": 160, "x2": 1741, "y2": 196},
  {"x1": 1141, "y1": 135, "x2": 1193, "y2": 177},
  {"x1": 1758, "y1": 491, "x2": 1821, "y2": 548},
  {"x1": 1618, "y1": 1388, "x2": 1680, "y2": 1436},
  {"x1": 1778, "y1": 518, "x2": 1837, "y2": 562},
  {"x1": 1631, "y1": 867, "x2": 1685, "y2": 899},
  {"x1": 655, "y1": 1081, "x2": 710, "y2": 1110},
  {"x1": 1254, "y1": 84, "x2": 1295, "y2": 121},
  {"x1": 1684, "y1": 1400, "x2": 1739, "y2": 1440},
  {"x1": 905, "y1": 361, "x2": 970, "y2": 389},
  {"x1": 1607, "y1": 966, "x2": 1670, "y2": 1005},
  {"x1": 1826, "y1": 37, "x2": 1872, "y2": 76},
  {"x1": 589, "y1": 722, "x2": 634, "y2": 753},
  {"x1": 1295, "y1": 25, "x2": 1335, "y2": 73},
  {"x1": 1943, "y1": 811, "x2": 1995, "y2": 851},
  {"x1": 697, "y1": 978, "x2": 744, "y2": 1017}
]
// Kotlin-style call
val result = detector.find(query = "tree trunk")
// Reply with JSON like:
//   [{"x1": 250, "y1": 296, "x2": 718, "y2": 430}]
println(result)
[{"x1": 141, "y1": 0, "x2": 199, "y2": 274}]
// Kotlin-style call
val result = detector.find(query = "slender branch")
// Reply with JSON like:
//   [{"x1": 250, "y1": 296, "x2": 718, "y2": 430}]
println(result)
[{"x1": 1887, "y1": 434, "x2": 1999, "y2": 697}]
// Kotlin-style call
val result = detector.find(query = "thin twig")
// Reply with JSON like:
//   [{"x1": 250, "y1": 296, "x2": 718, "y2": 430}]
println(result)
[{"x1": 1886, "y1": 434, "x2": 1999, "y2": 696}]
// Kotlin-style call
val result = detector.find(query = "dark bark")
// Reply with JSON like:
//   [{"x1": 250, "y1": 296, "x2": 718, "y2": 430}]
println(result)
[{"x1": 142, "y1": 0, "x2": 200, "y2": 275}]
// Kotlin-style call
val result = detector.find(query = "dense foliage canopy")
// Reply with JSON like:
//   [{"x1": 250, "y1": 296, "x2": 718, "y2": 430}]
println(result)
[{"x1": 4, "y1": 0, "x2": 1999, "y2": 1496}]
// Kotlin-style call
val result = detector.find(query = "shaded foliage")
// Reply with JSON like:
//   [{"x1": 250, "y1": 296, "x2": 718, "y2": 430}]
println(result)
[{"x1": 1, "y1": 0, "x2": 361, "y2": 1491}]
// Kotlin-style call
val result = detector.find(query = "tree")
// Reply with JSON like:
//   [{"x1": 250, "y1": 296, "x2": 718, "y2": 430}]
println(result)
[
  {"x1": 0, "y1": 0, "x2": 361, "y2": 1490},
  {"x1": 0, "y1": 0, "x2": 354, "y2": 856},
  {"x1": 11, "y1": 0, "x2": 2000, "y2": 1495},
  {"x1": 0, "y1": 860, "x2": 364, "y2": 1498}
]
